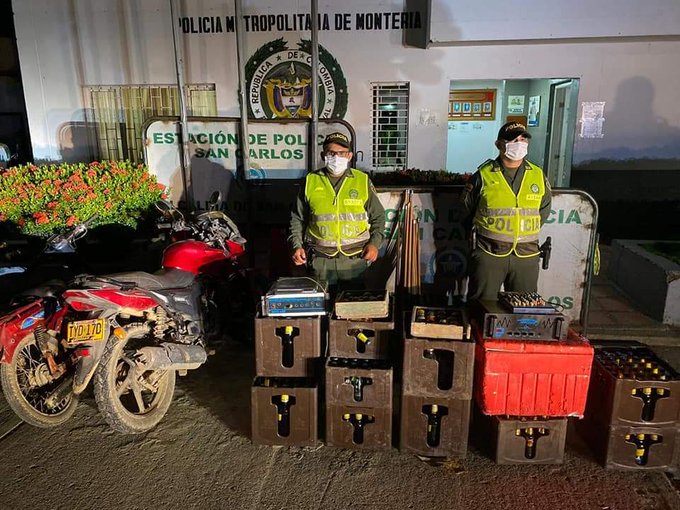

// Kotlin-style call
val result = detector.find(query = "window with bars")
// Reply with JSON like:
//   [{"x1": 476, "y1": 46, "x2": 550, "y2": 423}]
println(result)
[
  {"x1": 86, "y1": 84, "x2": 217, "y2": 163},
  {"x1": 371, "y1": 82, "x2": 409, "y2": 170}
]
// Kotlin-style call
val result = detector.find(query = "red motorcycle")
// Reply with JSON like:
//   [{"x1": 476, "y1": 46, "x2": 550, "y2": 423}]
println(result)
[
  {"x1": 0, "y1": 220, "x2": 94, "y2": 427},
  {"x1": 62, "y1": 195, "x2": 251, "y2": 433}
]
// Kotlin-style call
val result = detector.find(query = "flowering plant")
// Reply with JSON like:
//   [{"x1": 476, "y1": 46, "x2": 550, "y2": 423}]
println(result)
[{"x1": 0, "y1": 160, "x2": 166, "y2": 236}]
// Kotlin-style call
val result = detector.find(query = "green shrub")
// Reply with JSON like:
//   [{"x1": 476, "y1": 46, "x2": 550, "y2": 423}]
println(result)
[
  {"x1": 0, "y1": 160, "x2": 166, "y2": 236},
  {"x1": 369, "y1": 168, "x2": 471, "y2": 186}
]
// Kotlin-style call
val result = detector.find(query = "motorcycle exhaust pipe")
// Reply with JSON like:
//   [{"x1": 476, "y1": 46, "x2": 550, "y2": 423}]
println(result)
[
  {"x1": 45, "y1": 377, "x2": 75, "y2": 410},
  {"x1": 137, "y1": 343, "x2": 207, "y2": 371}
]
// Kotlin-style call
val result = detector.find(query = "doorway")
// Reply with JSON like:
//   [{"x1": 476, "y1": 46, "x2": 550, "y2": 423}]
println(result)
[
  {"x1": 446, "y1": 78, "x2": 580, "y2": 186},
  {"x1": 545, "y1": 80, "x2": 579, "y2": 187}
]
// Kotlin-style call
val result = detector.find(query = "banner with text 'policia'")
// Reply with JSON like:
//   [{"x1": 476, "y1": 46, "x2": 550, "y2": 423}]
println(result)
[
  {"x1": 143, "y1": 117, "x2": 352, "y2": 206},
  {"x1": 377, "y1": 189, "x2": 596, "y2": 325}
]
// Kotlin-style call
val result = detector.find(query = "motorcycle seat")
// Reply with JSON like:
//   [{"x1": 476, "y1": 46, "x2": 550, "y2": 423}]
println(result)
[{"x1": 101, "y1": 268, "x2": 194, "y2": 290}]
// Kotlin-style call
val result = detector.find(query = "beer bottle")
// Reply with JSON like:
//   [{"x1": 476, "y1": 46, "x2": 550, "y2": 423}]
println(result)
[
  {"x1": 423, "y1": 404, "x2": 448, "y2": 448},
  {"x1": 631, "y1": 387, "x2": 669, "y2": 422},
  {"x1": 515, "y1": 427, "x2": 549, "y2": 459},
  {"x1": 345, "y1": 375, "x2": 373, "y2": 402},
  {"x1": 272, "y1": 394, "x2": 295, "y2": 437},
  {"x1": 276, "y1": 325, "x2": 298, "y2": 368},
  {"x1": 349, "y1": 328, "x2": 374, "y2": 354},
  {"x1": 343, "y1": 413, "x2": 373, "y2": 444}
]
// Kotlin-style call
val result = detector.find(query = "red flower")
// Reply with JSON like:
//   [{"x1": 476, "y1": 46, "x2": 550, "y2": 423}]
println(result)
[
  {"x1": 66, "y1": 215, "x2": 77, "y2": 226},
  {"x1": 47, "y1": 201, "x2": 58, "y2": 209},
  {"x1": 32, "y1": 212, "x2": 49, "y2": 225},
  {"x1": 104, "y1": 201, "x2": 113, "y2": 209}
]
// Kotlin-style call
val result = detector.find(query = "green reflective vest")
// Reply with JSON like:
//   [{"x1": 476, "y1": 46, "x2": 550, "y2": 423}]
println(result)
[
  {"x1": 305, "y1": 169, "x2": 370, "y2": 257},
  {"x1": 473, "y1": 161, "x2": 545, "y2": 257}
]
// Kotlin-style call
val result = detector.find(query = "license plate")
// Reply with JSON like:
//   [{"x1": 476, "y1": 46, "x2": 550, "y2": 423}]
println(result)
[{"x1": 66, "y1": 319, "x2": 106, "y2": 343}]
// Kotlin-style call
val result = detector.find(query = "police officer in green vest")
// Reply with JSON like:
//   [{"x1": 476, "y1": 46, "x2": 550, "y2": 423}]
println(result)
[
  {"x1": 463, "y1": 122, "x2": 552, "y2": 301},
  {"x1": 289, "y1": 132, "x2": 385, "y2": 288}
]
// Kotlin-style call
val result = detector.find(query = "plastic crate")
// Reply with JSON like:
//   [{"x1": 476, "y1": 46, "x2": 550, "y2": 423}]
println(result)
[
  {"x1": 578, "y1": 419, "x2": 679, "y2": 471},
  {"x1": 473, "y1": 326, "x2": 594, "y2": 417},
  {"x1": 402, "y1": 335, "x2": 475, "y2": 400},
  {"x1": 399, "y1": 395, "x2": 470, "y2": 458},
  {"x1": 473, "y1": 408, "x2": 568, "y2": 464},
  {"x1": 325, "y1": 357, "x2": 393, "y2": 408},
  {"x1": 328, "y1": 316, "x2": 395, "y2": 359},
  {"x1": 325, "y1": 404, "x2": 392, "y2": 450},
  {"x1": 585, "y1": 347, "x2": 680, "y2": 427},
  {"x1": 251, "y1": 377, "x2": 318, "y2": 446},
  {"x1": 254, "y1": 314, "x2": 322, "y2": 377}
]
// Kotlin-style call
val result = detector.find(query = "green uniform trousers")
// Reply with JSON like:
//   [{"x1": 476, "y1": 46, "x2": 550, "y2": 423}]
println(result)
[
  {"x1": 310, "y1": 254, "x2": 368, "y2": 288},
  {"x1": 468, "y1": 249, "x2": 540, "y2": 301}
]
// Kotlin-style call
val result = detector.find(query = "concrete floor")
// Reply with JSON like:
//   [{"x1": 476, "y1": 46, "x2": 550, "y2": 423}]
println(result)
[
  {"x1": 2, "y1": 245, "x2": 680, "y2": 509},
  {"x1": 1, "y1": 339, "x2": 680, "y2": 510}
]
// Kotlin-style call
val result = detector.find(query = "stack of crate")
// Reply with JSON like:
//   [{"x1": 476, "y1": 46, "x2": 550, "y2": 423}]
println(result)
[
  {"x1": 399, "y1": 307, "x2": 474, "y2": 458},
  {"x1": 578, "y1": 343, "x2": 680, "y2": 470},
  {"x1": 472, "y1": 323, "x2": 594, "y2": 464},
  {"x1": 251, "y1": 312, "x2": 323, "y2": 446},
  {"x1": 325, "y1": 307, "x2": 395, "y2": 449}
]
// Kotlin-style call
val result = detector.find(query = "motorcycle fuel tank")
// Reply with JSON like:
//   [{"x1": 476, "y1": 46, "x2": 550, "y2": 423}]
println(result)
[{"x1": 162, "y1": 240, "x2": 228, "y2": 275}]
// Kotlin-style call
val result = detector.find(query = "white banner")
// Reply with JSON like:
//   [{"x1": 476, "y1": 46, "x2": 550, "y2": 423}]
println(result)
[{"x1": 143, "y1": 118, "x2": 352, "y2": 206}]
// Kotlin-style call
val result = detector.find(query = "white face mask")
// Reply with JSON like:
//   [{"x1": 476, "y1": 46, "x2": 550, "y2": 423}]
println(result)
[
  {"x1": 325, "y1": 155, "x2": 349, "y2": 176},
  {"x1": 503, "y1": 141, "x2": 529, "y2": 161}
]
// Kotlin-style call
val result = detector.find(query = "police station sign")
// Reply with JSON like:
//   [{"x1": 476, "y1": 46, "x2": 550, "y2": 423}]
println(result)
[{"x1": 143, "y1": 118, "x2": 352, "y2": 205}]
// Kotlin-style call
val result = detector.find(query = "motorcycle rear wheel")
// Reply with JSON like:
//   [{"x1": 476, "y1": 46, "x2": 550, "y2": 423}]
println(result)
[
  {"x1": 0, "y1": 334, "x2": 78, "y2": 427},
  {"x1": 93, "y1": 324, "x2": 176, "y2": 434}
]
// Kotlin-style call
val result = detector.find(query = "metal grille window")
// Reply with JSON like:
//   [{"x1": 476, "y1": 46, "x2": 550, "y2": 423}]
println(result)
[
  {"x1": 372, "y1": 82, "x2": 409, "y2": 170},
  {"x1": 86, "y1": 84, "x2": 217, "y2": 162}
]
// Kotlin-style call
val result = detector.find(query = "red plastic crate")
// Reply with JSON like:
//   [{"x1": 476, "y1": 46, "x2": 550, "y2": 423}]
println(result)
[{"x1": 474, "y1": 326, "x2": 594, "y2": 417}]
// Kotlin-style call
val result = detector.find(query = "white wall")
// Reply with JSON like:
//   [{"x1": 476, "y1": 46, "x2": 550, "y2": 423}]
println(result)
[
  {"x1": 12, "y1": 0, "x2": 680, "y2": 186},
  {"x1": 431, "y1": 0, "x2": 680, "y2": 42},
  {"x1": 446, "y1": 80, "x2": 503, "y2": 174}
]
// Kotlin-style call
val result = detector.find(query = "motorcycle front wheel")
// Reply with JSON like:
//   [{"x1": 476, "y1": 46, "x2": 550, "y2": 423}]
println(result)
[
  {"x1": 93, "y1": 324, "x2": 176, "y2": 434},
  {"x1": 0, "y1": 333, "x2": 78, "y2": 427}
]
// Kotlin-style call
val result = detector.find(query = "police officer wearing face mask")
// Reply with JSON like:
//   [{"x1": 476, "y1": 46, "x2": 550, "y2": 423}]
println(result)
[
  {"x1": 289, "y1": 132, "x2": 385, "y2": 288},
  {"x1": 462, "y1": 122, "x2": 552, "y2": 301}
]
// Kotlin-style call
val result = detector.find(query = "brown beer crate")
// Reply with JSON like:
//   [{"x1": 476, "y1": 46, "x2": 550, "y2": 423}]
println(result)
[
  {"x1": 402, "y1": 333, "x2": 475, "y2": 400},
  {"x1": 325, "y1": 357, "x2": 393, "y2": 408},
  {"x1": 585, "y1": 347, "x2": 680, "y2": 427},
  {"x1": 325, "y1": 404, "x2": 392, "y2": 450},
  {"x1": 251, "y1": 377, "x2": 318, "y2": 447},
  {"x1": 399, "y1": 395, "x2": 470, "y2": 458},
  {"x1": 475, "y1": 413, "x2": 568, "y2": 465},
  {"x1": 254, "y1": 314, "x2": 322, "y2": 377},
  {"x1": 410, "y1": 306, "x2": 469, "y2": 340},
  {"x1": 578, "y1": 419, "x2": 679, "y2": 471},
  {"x1": 328, "y1": 316, "x2": 394, "y2": 359}
]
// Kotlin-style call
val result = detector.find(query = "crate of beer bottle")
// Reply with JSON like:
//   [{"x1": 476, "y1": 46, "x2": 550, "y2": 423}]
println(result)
[
  {"x1": 473, "y1": 410, "x2": 568, "y2": 464},
  {"x1": 325, "y1": 357, "x2": 393, "y2": 408},
  {"x1": 328, "y1": 316, "x2": 394, "y2": 359},
  {"x1": 402, "y1": 333, "x2": 475, "y2": 400},
  {"x1": 399, "y1": 395, "x2": 470, "y2": 458},
  {"x1": 325, "y1": 404, "x2": 392, "y2": 450},
  {"x1": 473, "y1": 326, "x2": 594, "y2": 417},
  {"x1": 585, "y1": 346, "x2": 680, "y2": 427},
  {"x1": 255, "y1": 314, "x2": 322, "y2": 377},
  {"x1": 579, "y1": 420, "x2": 679, "y2": 471},
  {"x1": 251, "y1": 377, "x2": 318, "y2": 446}
]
